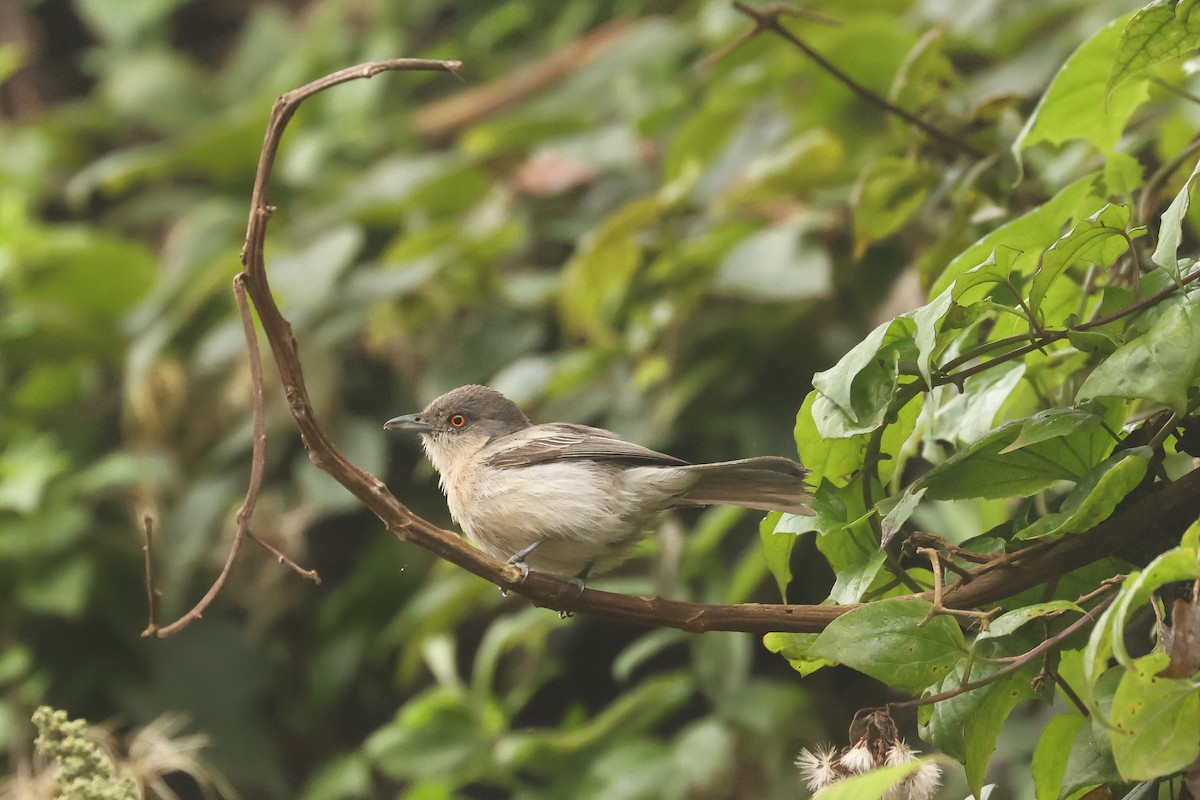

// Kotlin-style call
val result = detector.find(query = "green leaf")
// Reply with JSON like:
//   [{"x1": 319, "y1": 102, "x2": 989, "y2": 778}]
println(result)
[
  {"x1": 536, "y1": 674, "x2": 694, "y2": 752},
  {"x1": 1109, "y1": 653, "x2": 1200, "y2": 780},
  {"x1": 806, "y1": 759, "x2": 924, "y2": 800},
  {"x1": 1108, "y1": 0, "x2": 1200, "y2": 100},
  {"x1": 0, "y1": 435, "x2": 71, "y2": 514},
  {"x1": 301, "y1": 753, "x2": 372, "y2": 800},
  {"x1": 1032, "y1": 714, "x2": 1086, "y2": 800},
  {"x1": 827, "y1": 547, "x2": 888, "y2": 605},
  {"x1": 1084, "y1": 544, "x2": 1200, "y2": 696},
  {"x1": 794, "y1": 391, "x2": 868, "y2": 488},
  {"x1": 1029, "y1": 204, "x2": 1133, "y2": 318},
  {"x1": 811, "y1": 318, "x2": 916, "y2": 437},
  {"x1": 950, "y1": 246, "x2": 1024, "y2": 305},
  {"x1": 807, "y1": 599, "x2": 967, "y2": 692},
  {"x1": 977, "y1": 601, "x2": 1084, "y2": 643},
  {"x1": 811, "y1": 319, "x2": 909, "y2": 417},
  {"x1": 366, "y1": 692, "x2": 489, "y2": 783},
  {"x1": 1013, "y1": 12, "x2": 1147, "y2": 167},
  {"x1": 963, "y1": 673, "x2": 1034, "y2": 796},
  {"x1": 928, "y1": 362, "x2": 1026, "y2": 447},
  {"x1": 762, "y1": 632, "x2": 835, "y2": 677},
  {"x1": 921, "y1": 660, "x2": 1033, "y2": 774},
  {"x1": 852, "y1": 156, "x2": 937, "y2": 257},
  {"x1": 930, "y1": 176, "x2": 1101, "y2": 294},
  {"x1": 714, "y1": 218, "x2": 832, "y2": 301},
  {"x1": 760, "y1": 512, "x2": 794, "y2": 601},
  {"x1": 76, "y1": 0, "x2": 189, "y2": 45},
  {"x1": 921, "y1": 408, "x2": 1114, "y2": 500},
  {"x1": 1108, "y1": 548, "x2": 1200, "y2": 671},
  {"x1": 1103, "y1": 150, "x2": 1145, "y2": 197},
  {"x1": 1151, "y1": 153, "x2": 1200, "y2": 280},
  {"x1": 1076, "y1": 292, "x2": 1200, "y2": 415},
  {"x1": 910, "y1": 288, "x2": 953, "y2": 388},
  {"x1": 613, "y1": 630, "x2": 687, "y2": 685},
  {"x1": 559, "y1": 195, "x2": 666, "y2": 339},
  {"x1": 1014, "y1": 448, "x2": 1150, "y2": 541},
  {"x1": 16, "y1": 557, "x2": 94, "y2": 619},
  {"x1": 879, "y1": 486, "x2": 926, "y2": 546}
]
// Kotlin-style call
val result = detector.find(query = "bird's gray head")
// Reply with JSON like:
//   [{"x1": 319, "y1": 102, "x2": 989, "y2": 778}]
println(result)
[{"x1": 384, "y1": 385, "x2": 532, "y2": 449}]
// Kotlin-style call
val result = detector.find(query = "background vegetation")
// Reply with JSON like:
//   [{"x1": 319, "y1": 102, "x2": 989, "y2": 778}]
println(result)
[{"x1": 1, "y1": 0, "x2": 1198, "y2": 798}]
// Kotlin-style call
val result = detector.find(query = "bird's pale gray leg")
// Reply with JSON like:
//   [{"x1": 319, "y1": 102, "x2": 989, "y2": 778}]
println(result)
[
  {"x1": 568, "y1": 561, "x2": 593, "y2": 594},
  {"x1": 558, "y1": 562, "x2": 594, "y2": 617},
  {"x1": 505, "y1": 539, "x2": 545, "y2": 583}
]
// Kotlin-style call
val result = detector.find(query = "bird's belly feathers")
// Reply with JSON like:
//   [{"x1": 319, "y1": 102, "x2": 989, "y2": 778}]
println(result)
[{"x1": 449, "y1": 461, "x2": 655, "y2": 577}]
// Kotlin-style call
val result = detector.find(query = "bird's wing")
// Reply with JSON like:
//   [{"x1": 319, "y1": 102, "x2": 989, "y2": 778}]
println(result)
[{"x1": 484, "y1": 423, "x2": 689, "y2": 468}]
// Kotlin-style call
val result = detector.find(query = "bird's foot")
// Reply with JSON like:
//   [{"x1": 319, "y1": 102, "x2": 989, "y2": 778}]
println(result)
[
  {"x1": 557, "y1": 563, "x2": 592, "y2": 616},
  {"x1": 507, "y1": 558, "x2": 531, "y2": 583},
  {"x1": 568, "y1": 562, "x2": 593, "y2": 595},
  {"x1": 503, "y1": 540, "x2": 543, "y2": 586}
]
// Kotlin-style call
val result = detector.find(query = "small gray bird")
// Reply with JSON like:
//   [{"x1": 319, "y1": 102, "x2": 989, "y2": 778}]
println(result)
[{"x1": 385, "y1": 385, "x2": 813, "y2": 582}]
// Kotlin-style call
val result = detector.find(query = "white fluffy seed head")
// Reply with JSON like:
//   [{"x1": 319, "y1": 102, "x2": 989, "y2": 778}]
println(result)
[
  {"x1": 795, "y1": 744, "x2": 841, "y2": 793},
  {"x1": 839, "y1": 741, "x2": 876, "y2": 774}
]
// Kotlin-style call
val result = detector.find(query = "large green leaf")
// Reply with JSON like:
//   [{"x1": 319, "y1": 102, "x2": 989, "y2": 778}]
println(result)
[
  {"x1": 808, "y1": 760, "x2": 924, "y2": 800},
  {"x1": 1013, "y1": 448, "x2": 1150, "y2": 541},
  {"x1": 1151, "y1": 153, "x2": 1200, "y2": 280},
  {"x1": 910, "y1": 288, "x2": 953, "y2": 389},
  {"x1": 1028, "y1": 204, "x2": 1134, "y2": 319},
  {"x1": 976, "y1": 601, "x2": 1084, "y2": 643},
  {"x1": 1109, "y1": 653, "x2": 1200, "y2": 780},
  {"x1": 962, "y1": 672, "x2": 1035, "y2": 795},
  {"x1": 1013, "y1": 12, "x2": 1147, "y2": 166},
  {"x1": 1107, "y1": 0, "x2": 1200, "y2": 99},
  {"x1": 558, "y1": 194, "x2": 666, "y2": 340},
  {"x1": 794, "y1": 391, "x2": 868, "y2": 488},
  {"x1": 920, "y1": 408, "x2": 1115, "y2": 500},
  {"x1": 927, "y1": 362, "x2": 1026, "y2": 447},
  {"x1": 811, "y1": 318, "x2": 917, "y2": 437},
  {"x1": 921, "y1": 660, "x2": 1033, "y2": 778},
  {"x1": 930, "y1": 176, "x2": 1101, "y2": 293},
  {"x1": 1076, "y1": 292, "x2": 1200, "y2": 415},
  {"x1": 1083, "y1": 528, "x2": 1200, "y2": 697},
  {"x1": 759, "y1": 512, "x2": 794, "y2": 601},
  {"x1": 1031, "y1": 714, "x2": 1085, "y2": 800},
  {"x1": 852, "y1": 156, "x2": 937, "y2": 256},
  {"x1": 807, "y1": 599, "x2": 967, "y2": 692}
]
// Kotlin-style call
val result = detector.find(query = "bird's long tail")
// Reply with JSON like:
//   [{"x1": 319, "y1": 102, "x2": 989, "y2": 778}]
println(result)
[{"x1": 675, "y1": 456, "x2": 814, "y2": 516}]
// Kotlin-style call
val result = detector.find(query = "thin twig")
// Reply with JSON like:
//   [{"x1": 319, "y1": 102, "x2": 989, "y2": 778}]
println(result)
[
  {"x1": 694, "y1": 2, "x2": 840, "y2": 71},
  {"x1": 917, "y1": 547, "x2": 995, "y2": 627},
  {"x1": 142, "y1": 514, "x2": 160, "y2": 636},
  {"x1": 1051, "y1": 668, "x2": 1090, "y2": 716},
  {"x1": 247, "y1": 530, "x2": 321, "y2": 584},
  {"x1": 730, "y1": 1, "x2": 985, "y2": 159},
  {"x1": 144, "y1": 274, "x2": 273, "y2": 637}
]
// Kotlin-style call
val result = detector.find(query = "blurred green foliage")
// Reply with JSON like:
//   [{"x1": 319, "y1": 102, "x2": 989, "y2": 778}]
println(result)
[{"x1": 2, "y1": 0, "x2": 1199, "y2": 798}]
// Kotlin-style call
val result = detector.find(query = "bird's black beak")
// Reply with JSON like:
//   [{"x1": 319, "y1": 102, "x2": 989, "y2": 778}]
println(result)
[{"x1": 383, "y1": 413, "x2": 434, "y2": 433}]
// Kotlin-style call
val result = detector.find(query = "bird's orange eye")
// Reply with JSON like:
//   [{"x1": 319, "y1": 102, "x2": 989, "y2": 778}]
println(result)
[{"x1": 449, "y1": 414, "x2": 467, "y2": 428}]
